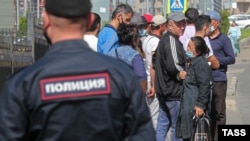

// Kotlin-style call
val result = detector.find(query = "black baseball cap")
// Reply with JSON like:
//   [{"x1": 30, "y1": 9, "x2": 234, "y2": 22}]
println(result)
[
  {"x1": 45, "y1": 0, "x2": 92, "y2": 18},
  {"x1": 130, "y1": 13, "x2": 147, "y2": 26}
]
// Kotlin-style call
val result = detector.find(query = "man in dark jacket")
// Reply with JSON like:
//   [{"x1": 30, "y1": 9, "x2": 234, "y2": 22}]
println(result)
[
  {"x1": 0, "y1": 0, "x2": 155, "y2": 141},
  {"x1": 152, "y1": 12, "x2": 187, "y2": 141},
  {"x1": 207, "y1": 10, "x2": 235, "y2": 141}
]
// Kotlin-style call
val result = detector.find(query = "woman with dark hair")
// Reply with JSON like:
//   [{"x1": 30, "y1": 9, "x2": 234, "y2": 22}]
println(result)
[
  {"x1": 176, "y1": 36, "x2": 212, "y2": 141},
  {"x1": 107, "y1": 25, "x2": 147, "y2": 93}
]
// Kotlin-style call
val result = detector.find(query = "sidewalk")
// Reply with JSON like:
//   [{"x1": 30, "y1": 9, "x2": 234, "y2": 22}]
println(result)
[{"x1": 226, "y1": 39, "x2": 250, "y2": 124}]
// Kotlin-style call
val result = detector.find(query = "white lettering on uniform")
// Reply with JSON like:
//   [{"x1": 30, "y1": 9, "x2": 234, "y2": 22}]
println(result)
[
  {"x1": 54, "y1": 83, "x2": 63, "y2": 92},
  {"x1": 44, "y1": 78, "x2": 106, "y2": 94},
  {"x1": 64, "y1": 83, "x2": 72, "y2": 91},
  {"x1": 69, "y1": 81, "x2": 81, "y2": 91},
  {"x1": 45, "y1": 84, "x2": 55, "y2": 93},
  {"x1": 98, "y1": 79, "x2": 105, "y2": 88}
]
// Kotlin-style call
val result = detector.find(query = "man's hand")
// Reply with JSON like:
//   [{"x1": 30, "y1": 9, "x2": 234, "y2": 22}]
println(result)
[
  {"x1": 178, "y1": 71, "x2": 187, "y2": 80},
  {"x1": 147, "y1": 86, "x2": 155, "y2": 98}
]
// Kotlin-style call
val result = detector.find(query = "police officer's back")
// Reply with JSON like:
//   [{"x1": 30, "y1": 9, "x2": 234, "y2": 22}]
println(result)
[{"x1": 0, "y1": 0, "x2": 155, "y2": 141}]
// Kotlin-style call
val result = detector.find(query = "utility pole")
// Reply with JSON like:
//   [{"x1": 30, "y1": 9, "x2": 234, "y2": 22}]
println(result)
[{"x1": 16, "y1": 0, "x2": 20, "y2": 31}]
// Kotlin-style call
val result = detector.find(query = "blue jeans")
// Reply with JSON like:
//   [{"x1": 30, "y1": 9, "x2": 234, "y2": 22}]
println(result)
[{"x1": 156, "y1": 100, "x2": 183, "y2": 141}]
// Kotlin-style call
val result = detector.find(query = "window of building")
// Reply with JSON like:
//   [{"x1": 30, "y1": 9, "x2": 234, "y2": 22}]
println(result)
[
  {"x1": 157, "y1": 8, "x2": 162, "y2": 14},
  {"x1": 139, "y1": 9, "x2": 142, "y2": 14}
]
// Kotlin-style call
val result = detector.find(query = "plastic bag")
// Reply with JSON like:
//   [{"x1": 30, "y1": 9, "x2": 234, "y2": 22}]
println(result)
[{"x1": 190, "y1": 114, "x2": 212, "y2": 141}]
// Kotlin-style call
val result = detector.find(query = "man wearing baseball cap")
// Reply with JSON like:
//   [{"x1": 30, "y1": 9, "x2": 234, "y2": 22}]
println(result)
[
  {"x1": 152, "y1": 11, "x2": 187, "y2": 141},
  {"x1": 207, "y1": 10, "x2": 235, "y2": 141},
  {"x1": 142, "y1": 13, "x2": 153, "y2": 40},
  {"x1": 142, "y1": 14, "x2": 166, "y2": 130},
  {"x1": 143, "y1": 13, "x2": 153, "y2": 24},
  {"x1": 0, "y1": 0, "x2": 155, "y2": 141},
  {"x1": 130, "y1": 13, "x2": 148, "y2": 36}
]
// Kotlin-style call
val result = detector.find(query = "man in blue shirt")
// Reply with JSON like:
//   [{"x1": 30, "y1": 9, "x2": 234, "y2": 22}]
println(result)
[
  {"x1": 97, "y1": 4, "x2": 133, "y2": 54},
  {"x1": 207, "y1": 10, "x2": 235, "y2": 141}
]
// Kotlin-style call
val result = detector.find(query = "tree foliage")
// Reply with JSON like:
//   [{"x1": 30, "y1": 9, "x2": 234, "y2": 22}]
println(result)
[
  {"x1": 220, "y1": 10, "x2": 230, "y2": 35},
  {"x1": 17, "y1": 16, "x2": 27, "y2": 36}
]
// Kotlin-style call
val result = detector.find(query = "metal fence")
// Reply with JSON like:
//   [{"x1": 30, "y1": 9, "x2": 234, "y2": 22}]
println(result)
[{"x1": 0, "y1": 25, "x2": 49, "y2": 92}]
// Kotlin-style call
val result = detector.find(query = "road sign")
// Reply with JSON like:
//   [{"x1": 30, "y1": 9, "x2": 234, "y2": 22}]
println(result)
[{"x1": 167, "y1": 0, "x2": 187, "y2": 14}]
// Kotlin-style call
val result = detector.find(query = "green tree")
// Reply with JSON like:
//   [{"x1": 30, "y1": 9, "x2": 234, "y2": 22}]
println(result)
[
  {"x1": 17, "y1": 16, "x2": 27, "y2": 37},
  {"x1": 220, "y1": 10, "x2": 230, "y2": 35}
]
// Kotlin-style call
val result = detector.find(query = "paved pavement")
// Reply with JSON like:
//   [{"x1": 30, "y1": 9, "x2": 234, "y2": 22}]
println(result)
[{"x1": 226, "y1": 39, "x2": 250, "y2": 125}]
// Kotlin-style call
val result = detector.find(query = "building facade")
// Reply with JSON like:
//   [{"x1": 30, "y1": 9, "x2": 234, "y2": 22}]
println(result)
[
  {"x1": 1, "y1": 0, "x2": 250, "y2": 31},
  {"x1": 134, "y1": 0, "x2": 249, "y2": 15},
  {"x1": 224, "y1": 0, "x2": 250, "y2": 14},
  {"x1": 135, "y1": 0, "x2": 165, "y2": 15},
  {"x1": 0, "y1": 0, "x2": 15, "y2": 29}
]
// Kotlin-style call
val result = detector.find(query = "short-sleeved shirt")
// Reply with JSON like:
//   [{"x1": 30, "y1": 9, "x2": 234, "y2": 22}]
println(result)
[
  {"x1": 142, "y1": 34, "x2": 160, "y2": 83},
  {"x1": 97, "y1": 24, "x2": 119, "y2": 54}
]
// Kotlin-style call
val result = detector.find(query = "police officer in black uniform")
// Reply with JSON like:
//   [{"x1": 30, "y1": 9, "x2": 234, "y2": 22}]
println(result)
[{"x1": 0, "y1": 0, "x2": 155, "y2": 141}]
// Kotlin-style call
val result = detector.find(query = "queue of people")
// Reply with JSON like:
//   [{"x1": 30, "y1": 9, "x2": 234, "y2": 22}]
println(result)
[{"x1": 0, "y1": 1, "x2": 236, "y2": 141}]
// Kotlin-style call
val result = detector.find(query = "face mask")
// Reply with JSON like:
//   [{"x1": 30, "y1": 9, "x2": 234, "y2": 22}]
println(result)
[
  {"x1": 138, "y1": 29, "x2": 147, "y2": 37},
  {"x1": 210, "y1": 25, "x2": 215, "y2": 32},
  {"x1": 117, "y1": 16, "x2": 126, "y2": 31},
  {"x1": 186, "y1": 51, "x2": 194, "y2": 58},
  {"x1": 43, "y1": 30, "x2": 52, "y2": 45},
  {"x1": 117, "y1": 23, "x2": 127, "y2": 36}
]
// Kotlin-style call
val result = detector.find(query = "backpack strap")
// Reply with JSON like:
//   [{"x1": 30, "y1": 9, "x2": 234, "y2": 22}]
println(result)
[{"x1": 115, "y1": 48, "x2": 121, "y2": 61}]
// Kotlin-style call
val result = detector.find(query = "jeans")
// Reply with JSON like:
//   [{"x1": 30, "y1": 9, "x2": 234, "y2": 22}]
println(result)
[
  {"x1": 211, "y1": 81, "x2": 227, "y2": 141},
  {"x1": 156, "y1": 100, "x2": 183, "y2": 141}
]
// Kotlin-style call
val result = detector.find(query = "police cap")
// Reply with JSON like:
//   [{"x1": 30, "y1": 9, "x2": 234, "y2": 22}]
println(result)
[{"x1": 45, "y1": 0, "x2": 92, "y2": 18}]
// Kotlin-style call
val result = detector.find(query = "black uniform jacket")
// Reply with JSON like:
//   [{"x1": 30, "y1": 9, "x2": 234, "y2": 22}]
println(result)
[{"x1": 0, "y1": 40, "x2": 155, "y2": 141}]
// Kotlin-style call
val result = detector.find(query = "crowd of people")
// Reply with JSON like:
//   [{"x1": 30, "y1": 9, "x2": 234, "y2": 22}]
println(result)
[{"x1": 0, "y1": 0, "x2": 236, "y2": 141}]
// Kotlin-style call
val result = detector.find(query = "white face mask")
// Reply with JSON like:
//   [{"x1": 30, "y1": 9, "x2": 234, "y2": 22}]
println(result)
[{"x1": 210, "y1": 25, "x2": 215, "y2": 32}]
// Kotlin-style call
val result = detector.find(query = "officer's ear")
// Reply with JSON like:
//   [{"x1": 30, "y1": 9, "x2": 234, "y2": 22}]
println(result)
[
  {"x1": 42, "y1": 11, "x2": 50, "y2": 31},
  {"x1": 86, "y1": 12, "x2": 94, "y2": 31}
]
